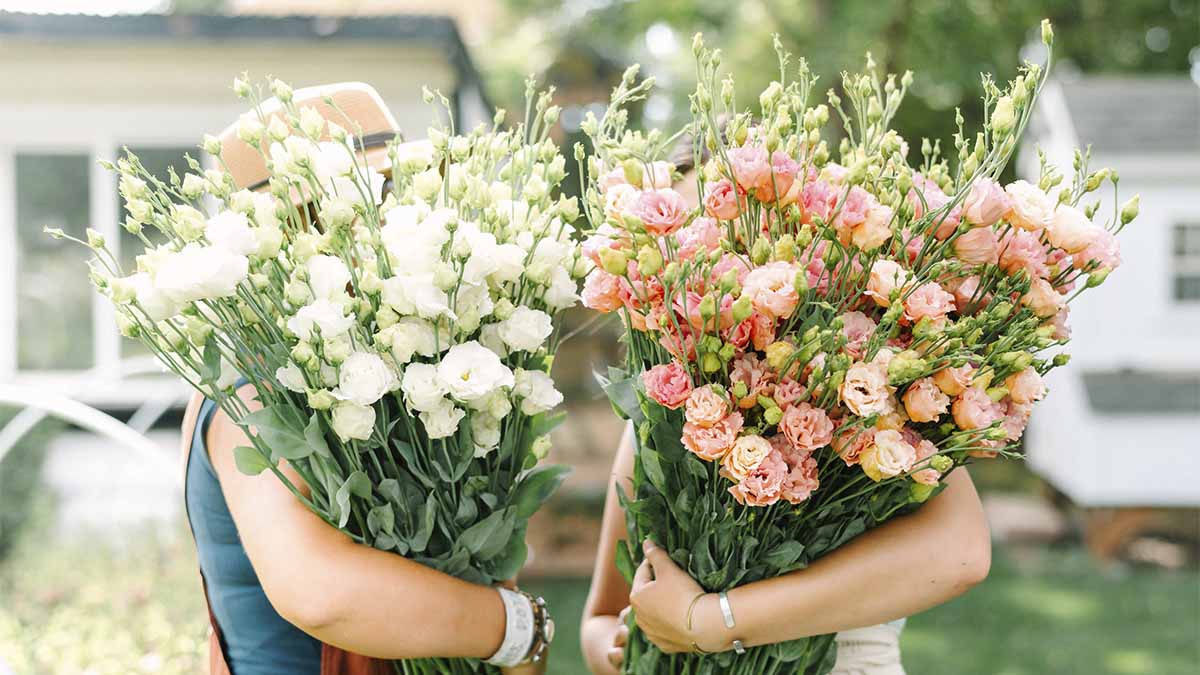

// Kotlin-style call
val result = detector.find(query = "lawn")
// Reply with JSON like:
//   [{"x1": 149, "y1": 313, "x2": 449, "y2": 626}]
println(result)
[{"x1": 1, "y1": 509, "x2": 1195, "y2": 675}]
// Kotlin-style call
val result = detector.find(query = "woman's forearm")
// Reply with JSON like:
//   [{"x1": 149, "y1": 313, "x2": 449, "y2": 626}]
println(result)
[{"x1": 695, "y1": 469, "x2": 991, "y2": 648}]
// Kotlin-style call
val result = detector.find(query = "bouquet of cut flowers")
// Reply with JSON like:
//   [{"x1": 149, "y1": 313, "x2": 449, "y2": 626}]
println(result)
[
  {"x1": 56, "y1": 78, "x2": 585, "y2": 674},
  {"x1": 579, "y1": 22, "x2": 1137, "y2": 674}
]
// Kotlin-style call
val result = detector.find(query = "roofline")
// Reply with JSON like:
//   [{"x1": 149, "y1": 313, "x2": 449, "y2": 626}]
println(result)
[{"x1": 0, "y1": 11, "x2": 493, "y2": 114}]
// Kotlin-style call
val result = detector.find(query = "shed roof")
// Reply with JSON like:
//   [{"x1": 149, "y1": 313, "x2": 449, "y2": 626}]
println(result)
[{"x1": 1057, "y1": 75, "x2": 1199, "y2": 156}]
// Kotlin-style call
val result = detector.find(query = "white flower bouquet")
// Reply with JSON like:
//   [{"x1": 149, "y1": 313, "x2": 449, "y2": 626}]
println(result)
[{"x1": 56, "y1": 78, "x2": 585, "y2": 674}]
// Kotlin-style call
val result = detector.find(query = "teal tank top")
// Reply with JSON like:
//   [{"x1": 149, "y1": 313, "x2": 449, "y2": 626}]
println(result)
[{"x1": 185, "y1": 397, "x2": 322, "y2": 674}]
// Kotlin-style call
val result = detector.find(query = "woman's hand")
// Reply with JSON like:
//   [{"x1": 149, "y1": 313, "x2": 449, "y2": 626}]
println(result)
[{"x1": 628, "y1": 540, "x2": 725, "y2": 654}]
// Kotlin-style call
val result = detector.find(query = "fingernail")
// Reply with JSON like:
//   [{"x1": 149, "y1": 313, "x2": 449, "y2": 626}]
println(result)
[{"x1": 642, "y1": 539, "x2": 655, "y2": 552}]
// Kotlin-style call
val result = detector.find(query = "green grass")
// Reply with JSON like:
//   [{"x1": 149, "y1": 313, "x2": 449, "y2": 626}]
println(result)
[{"x1": 2, "y1": 511, "x2": 1196, "y2": 674}]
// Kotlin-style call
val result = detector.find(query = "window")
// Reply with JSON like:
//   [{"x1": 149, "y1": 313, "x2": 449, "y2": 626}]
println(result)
[
  {"x1": 1173, "y1": 223, "x2": 1200, "y2": 301},
  {"x1": 15, "y1": 153, "x2": 94, "y2": 371}
]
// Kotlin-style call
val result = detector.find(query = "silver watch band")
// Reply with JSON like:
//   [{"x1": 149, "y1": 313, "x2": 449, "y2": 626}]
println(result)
[{"x1": 484, "y1": 587, "x2": 535, "y2": 667}]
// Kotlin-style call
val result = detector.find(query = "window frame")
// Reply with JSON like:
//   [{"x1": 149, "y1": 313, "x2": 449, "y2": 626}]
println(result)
[{"x1": 1172, "y1": 222, "x2": 1200, "y2": 303}]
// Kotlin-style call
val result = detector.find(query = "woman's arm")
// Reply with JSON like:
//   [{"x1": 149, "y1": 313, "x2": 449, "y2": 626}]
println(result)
[
  {"x1": 629, "y1": 467, "x2": 992, "y2": 654},
  {"x1": 205, "y1": 386, "x2": 508, "y2": 660},
  {"x1": 580, "y1": 424, "x2": 637, "y2": 674}
]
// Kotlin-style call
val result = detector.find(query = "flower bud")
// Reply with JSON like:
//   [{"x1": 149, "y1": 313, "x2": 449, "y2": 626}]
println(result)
[
  {"x1": 763, "y1": 406, "x2": 783, "y2": 426},
  {"x1": 598, "y1": 247, "x2": 629, "y2": 275},
  {"x1": 773, "y1": 234, "x2": 796, "y2": 262},
  {"x1": 731, "y1": 294, "x2": 753, "y2": 323},
  {"x1": 1120, "y1": 195, "x2": 1139, "y2": 224},
  {"x1": 233, "y1": 75, "x2": 251, "y2": 98},
  {"x1": 308, "y1": 389, "x2": 336, "y2": 410},
  {"x1": 751, "y1": 237, "x2": 772, "y2": 265},
  {"x1": 270, "y1": 79, "x2": 293, "y2": 102},
  {"x1": 886, "y1": 350, "x2": 928, "y2": 386},
  {"x1": 1041, "y1": 19, "x2": 1054, "y2": 46},
  {"x1": 1086, "y1": 268, "x2": 1111, "y2": 288},
  {"x1": 622, "y1": 159, "x2": 644, "y2": 188},
  {"x1": 931, "y1": 454, "x2": 953, "y2": 473},
  {"x1": 637, "y1": 245, "x2": 663, "y2": 276},
  {"x1": 86, "y1": 228, "x2": 105, "y2": 249},
  {"x1": 909, "y1": 482, "x2": 936, "y2": 503},
  {"x1": 532, "y1": 434, "x2": 552, "y2": 460},
  {"x1": 991, "y1": 96, "x2": 1016, "y2": 135},
  {"x1": 731, "y1": 381, "x2": 749, "y2": 400},
  {"x1": 699, "y1": 293, "x2": 718, "y2": 321},
  {"x1": 1052, "y1": 353, "x2": 1071, "y2": 367},
  {"x1": 701, "y1": 352, "x2": 722, "y2": 373},
  {"x1": 291, "y1": 342, "x2": 316, "y2": 365},
  {"x1": 765, "y1": 341, "x2": 795, "y2": 371}
]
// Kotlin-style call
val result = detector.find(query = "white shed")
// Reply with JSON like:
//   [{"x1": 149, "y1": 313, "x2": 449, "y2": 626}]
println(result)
[
  {"x1": 0, "y1": 11, "x2": 490, "y2": 412},
  {"x1": 1021, "y1": 75, "x2": 1200, "y2": 507}
]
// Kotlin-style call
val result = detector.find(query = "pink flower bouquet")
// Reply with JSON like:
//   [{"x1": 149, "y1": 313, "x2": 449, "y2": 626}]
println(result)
[{"x1": 580, "y1": 23, "x2": 1137, "y2": 674}]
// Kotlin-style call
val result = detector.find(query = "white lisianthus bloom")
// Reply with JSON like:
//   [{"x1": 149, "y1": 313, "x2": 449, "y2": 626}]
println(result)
[
  {"x1": 236, "y1": 113, "x2": 265, "y2": 145},
  {"x1": 490, "y1": 244, "x2": 527, "y2": 285},
  {"x1": 252, "y1": 192, "x2": 281, "y2": 228},
  {"x1": 453, "y1": 282, "x2": 495, "y2": 331},
  {"x1": 543, "y1": 266, "x2": 579, "y2": 311},
  {"x1": 471, "y1": 412, "x2": 502, "y2": 457},
  {"x1": 513, "y1": 368, "x2": 563, "y2": 415},
  {"x1": 413, "y1": 168, "x2": 442, "y2": 201},
  {"x1": 382, "y1": 274, "x2": 454, "y2": 320},
  {"x1": 455, "y1": 223, "x2": 500, "y2": 284},
  {"x1": 436, "y1": 341, "x2": 515, "y2": 403},
  {"x1": 336, "y1": 351, "x2": 398, "y2": 405},
  {"x1": 478, "y1": 323, "x2": 508, "y2": 358},
  {"x1": 497, "y1": 306, "x2": 553, "y2": 352},
  {"x1": 206, "y1": 210, "x2": 258, "y2": 255},
  {"x1": 119, "y1": 272, "x2": 180, "y2": 320},
  {"x1": 276, "y1": 361, "x2": 308, "y2": 393},
  {"x1": 154, "y1": 244, "x2": 249, "y2": 304},
  {"x1": 394, "y1": 140, "x2": 435, "y2": 173},
  {"x1": 316, "y1": 139, "x2": 353, "y2": 178},
  {"x1": 331, "y1": 401, "x2": 376, "y2": 441},
  {"x1": 215, "y1": 359, "x2": 241, "y2": 391},
  {"x1": 286, "y1": 298, "x2": 354, "y2": 341},
  {"x1": 307, "y1": 255, "x2": 351, "y2": 301},
  {"x1": 496, "y1": 199, "x2": 530, "y2": 229},
  {"x1": 172, "y1": 205, "x2": 208, "y2": 241},
  {"x1": 401, "y1": 363, "x2": 448, "y2": 412},
  {"x1": 255, "y1": 224, "x2": 283, "y2": 259},
  {"x1": 385, "y1": 317, "x2": 440, "y2": 363},
  {"x1": 326, "y1": 171, "x2": 386, "y2": 208},
  {"x1": 420, "y1": 399, "x2": 466, "y2": 439}
]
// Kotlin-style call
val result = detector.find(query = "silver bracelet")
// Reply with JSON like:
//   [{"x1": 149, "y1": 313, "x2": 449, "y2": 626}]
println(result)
[
  {"x1": 718, "y1": 591, "x2": 736, "y2": 629},
  {"x1": 484, "y1": 587, "x2": 535, "y2": 667}
]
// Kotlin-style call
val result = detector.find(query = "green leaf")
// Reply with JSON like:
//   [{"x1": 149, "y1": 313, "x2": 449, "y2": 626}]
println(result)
[
  {"x1": 377, "y1": 478, "x2": 402, "y2": 506},
  {"x1": 199, "y1": 335, "x2": 221, "y2": 385},
  {"x1": 640, "y1": 449, "x2": 667, "y2": 494},
  {"x1": 367, "y1": 504, "x2": 395, "y2": 538},
  {"x1": 343, "y1": 470, "x2": 372, "y2": 499},
  {"x1": 762, "y1": 541, "x2": 806, "y2": 570},
  {"x1": 455, "y1": 497, "x2": 478, "y2": 526},
  {"x1": 411, "y1": 493, "x2": 437, "y2": 553},
  {"x1": 238, "y1": 406, "x2": 312, "y2": 462},
  {"x1": 529, "y1": 410, "x2": 567, "y2": 439},
  {"x1": 392, "y1": 440, "x2": 434, "y2": 488},
  {"x1": 304, "y1": 414, "x2": 331, "y2": 458},
  {"x1": 232, "y1": 445, "x2": 271, "y2": 475},
  {"x1": 490, "y1": 527, "x2": 529, "y2": 581},
  {"x1": 601, "y1": 372, "x2": 645, "y2": 425},
  {"x1": 510, "y1": 464, "x2": 571, "y2": 520},
  {"x1": 457, "y1": 509, "x2": 513, "y2": 559},
  {"x1": 615, "y1": 540, "x2": 637, "y2": 584}
]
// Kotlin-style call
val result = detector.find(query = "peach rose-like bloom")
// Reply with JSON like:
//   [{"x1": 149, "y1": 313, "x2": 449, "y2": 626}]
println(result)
[
  {"x1": 581, "y1": 269, "x2": 623, "y2": 313},
  {"x1": 800, "y1": 179, "x2": 839, "y2": 224},
  {"x1": 840, "y1": 361, "x2": 895, "y2": 416},
  {"x1": 852, "y1": 204, "x2": 895, "y2": 251},
  {"x1": 685, "y1": 385, "x2": 730, "y2": 428},
  {"x1": 932, "y1": 363, "x2": 975, "y2": 397},
  {"x1": 954, "y1": 226, "x2": 1000, "y2": 265},
  {"x1": 730, "y1": 352, "x2": 776, "y2": 408},
  {"x1": 1004, "y1": 367, "x2": 1046, "y2": 405},
  {"x1": 1073, "y1": 227, "x2": 1121, "y2": 272},
  {"x1": 832, "y1": 424, "x2": 875, "y2": 466},
  {"x1": 907, "y1": 433, "x2": 942, "y2": 486},
  {"x1": 1021, "y1": 277, "x2": 1066, "y2": 318},
  {"x1": 1004, "y1": 180, "x2": 1055, "y2": 231},
  {"x1": 755, "y1": 151, "x2": 801, "y2": 203},
  {"x1": 833, "y1": 186, "x2": 873, "y2": 240},
  {"x1": 1001, "y1": 400, "x2": 1034, "y2": 441},
  {"x1": 634, "y1": 188, "x2": 691, "y2": 237},
  {"x1": 643, "y1": 161, "x2": 674, "y2": 189},
  {"x1": 902, "y1": 377, "x2": 951, "y2": 423},
  {"x1": 840, "y1": 310, "x2": 877, "y2": 360},
  {"x1": 951, "y1": 275, "x2": 992, "y2": 313},
  {"x1": 682, "y1": 411, "x2": 743, "y2": 461},
  {"x1": 865, "y1": 259, "x2": 911, "y2": 308},
  {"x1": 998, "y1": 229, "x2": 1049, "y2": 278},
  {"x1": 603, "y1": 183, "x2": 639, "y2": 221},
  {"x1": 859, "y1": 429, "x2": 917, "y2": 482},
  {"x1": 781, "y1": 448, "x2": 820, "y2": 504},
  {"x1": 773, "y1": 377, "x2": 807, "y2": 410},
  {"x1": 779, "y1": 402, "x2": 834, "y2": 452},
  {"x1": 742, "y1": 261, "x2": 802, "y2": 319},
  {"x1": 1046, "y1": 204, "x2": 1099, "y2": 254},
  {"x1": 728, "y1": 144, "x2": 772, "y2": 192},
  {"x1": 951, "y1": 385, "x2": 1005, "y2": 431},
  {"x1": 722, "y1": 434, "x2": 774, "y2": 483},
  {"x1": 704, "y1": 179, "x2": 741, "y2": 220},
  {"x1": 675, "y1": 217, "x2": 722, "y2": 259},
  {"x1": 642, "y1": 362, "x2": 692, "y2": 410},
  {"x1": 963, "y1": 177, "x2": 1012, "y2": 227},
  {"x1": 902, "y1": 282, "x2": 956, "y2": 325},
  {"x1": 728, "y1": 447, "x2": 788, "y2": 507}
]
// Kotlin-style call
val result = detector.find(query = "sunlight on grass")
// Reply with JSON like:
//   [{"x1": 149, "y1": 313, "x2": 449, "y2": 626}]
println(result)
[
  {"x1": 1105, "y1": 649, "x2": 1156, "y2": 673},
  {"x1": 1005, "y1": 584, "x2": 1102, "y2": 622}
]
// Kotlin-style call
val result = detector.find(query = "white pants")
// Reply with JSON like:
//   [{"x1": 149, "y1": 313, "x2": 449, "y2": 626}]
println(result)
[{"x1": 830, "y1": 621, "x2": 906, "y2": 675}]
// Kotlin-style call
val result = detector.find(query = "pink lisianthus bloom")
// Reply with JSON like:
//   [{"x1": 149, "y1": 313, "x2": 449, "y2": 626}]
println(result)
[
  {"x1": 802, "y1": 248, "x2": 830, "y2": 296},
  {"x1": 859, "y1": 429, "x2": 917, "y2": 482},
  {"x1": 1046, "y1": 204, "x2": 1100, "y2": 254},
  {"x1": 709, "y1": 253, "x2": 752, "y2": 287},
  {"x1": 905, "y1": 430, "x2": 943, "y2": 485},
  {"x1": 722, "y1": 434, "x2": 774, "y2": 483},
  {"x1": 950, "y1": 275, "x2": 991, "y2": 313},
  {"x1": 580, "y1": 269, "x2": 623, "y2": 313},
  {"x1": 749, "y1": 312, "x2": 777, "y2": 351},
  {"x1": 832, "y1": 423, "x2": 874, "y2": 466},
  {"x1": 998, "y1": 228, "x2": 1050, "y2": 279},
  {"x1": 833, "y1": 186, "x2": 874, "y2": 242},
  {"x1": 603, "y1": 183, "x2": 640, "y2": 221},
  {"x1": 643, "y1": 161, "x2": 675, "y2": 190},
  {"x1": 728, "y1": 144, "x2": 772, "y2": 192},
  {"x1": 703, "y1": 179, "x2": 742, "y2": 220},
  {"x1": 932, "y1": 363, "x2": 975, "y2": 397},
  {"x1": 865, "y1": 259, "x2": 911, "y2": 308},
  {"x1": 642, "y1": 362, "x2": 692, "y2": 410},
  {"x1": 658, "y1": 327, "x2": 698, "y2": 363},
  {"x1": 951, "y1": 385, "x2": 1005, "y2": 431},
  {"x1": 1072, "y1": 227, "x2": 1121, "y2": 272},
  {"x1": 1001, "y1": 399, "x2": 1034, "y2": 441},
  {"x1": 673, "y1": 290, "x2": 708, "y2": 331},
  {"x1": 675, "y1": 216, "x2": 723, "y2": 259},
  {"x1": 772, "y1": 377, "x2": 807, "y2": 410},
  {"x1": 902, "y1": 281, "x2": 956, "y2": 325},
  {"x1": 800, "y1": 179, "x2": 839, "y2": 224},
  {"x1": 820, "y1": 162, "x2": 850, "y2": 185},
  {"x1": 840, "y1": 361, "x2": 896, "y2": 416},
  {"x1": 780, "y1": 446, "x2": 820, "y2": 504},
  {"x1": 742, "y1": 261, "x2": 802, "y2": 319},
  {"x1": 617, "y1": 262, "x2": 665, "y2": 311},
  {"x1": 682, "y1": 411, "x2": 744, "y2": 461},
  {"x1": 909, "y1": 182, "x2": 962, "y2": 240},
  {"x1": 778, "y1": 401, "x2": 834, "y2": 452},
  {"x1": 1004, "y1": 180, "x2": 1055, "y2": 231},
  {"x1": 852, "y1": 204, "x2": 895, "y2": 251},
  {"x1": 1004, "y1": 367, "x2": 1046, "y2": 405},
  {"x1": 963, "y1": 177, "x2": 1012, "y2": 227},
  {"x1": 724, "y1": 318, "x2": 752, "y2": 350},
  {"x1": 728, "y1": 447, "x2": 788, "y2": 507},
  {"x1": 903, "y1": 230, "x2": 926, "y2": 264},
  {"x1": 954, "y1": 226, "x2": 1000, "y2": 265},
  {"x1": 1048, "y1": 304, "x2": 1071, "y2": 340},
  {"x1": 902, "y1": 376, "x2": 951, "y2": 423},
  {"x1": 731, "y1": 353, "x2": 777, "y2": 409},
  {"x1": 634, "y1": 188, "x2": 691, "y2": 237},
  {"x1": 580, "y1": 223, "x2": 625, "y2": 266},
  {"x1": 685, "y1": 385, "x2": 731, "y2": 427},
  {"x1": 754, "y1": 151, "x2": 801, "y2": 203},
  {"x1": 1021, "y1": 277, "x2": 1066, "y2": 318},
  {"x1": 840, "y1": 310, "x2": 877, "y2": 360}
]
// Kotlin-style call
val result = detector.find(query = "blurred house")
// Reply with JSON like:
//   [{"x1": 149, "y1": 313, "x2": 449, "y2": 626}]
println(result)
[
  {"x1": 1021, "y1": 75, "x2": 1200, "y2": 507},
  {"x1": 0, "y1": 10, "x2": 489, "y2": 412}
]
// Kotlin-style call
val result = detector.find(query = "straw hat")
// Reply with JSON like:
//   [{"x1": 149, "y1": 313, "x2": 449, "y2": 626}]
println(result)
[{"x1": 216, "y1": 81, "x2": 406, "y2": 194}]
